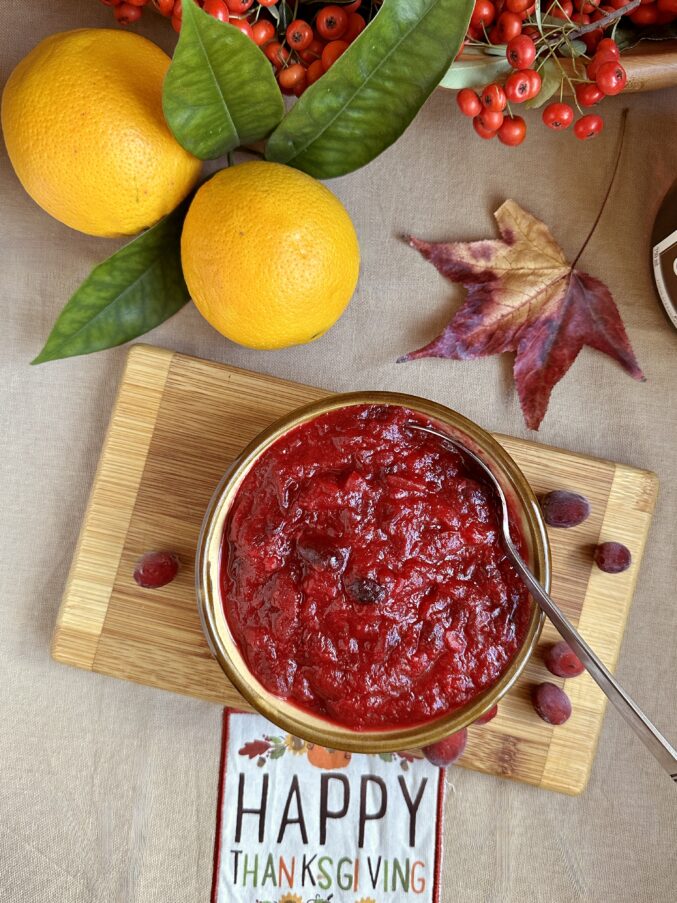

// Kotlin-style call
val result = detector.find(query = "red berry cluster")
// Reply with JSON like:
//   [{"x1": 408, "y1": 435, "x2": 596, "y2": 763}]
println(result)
[
  {"x1": 456, "y1": 0, "x2": 644, "y2": 146},
  {"x1": 100, "y1": 0, "x2": 368, "y2": 96},
  {"x1": 626, "y1": 0, "x2": 677, "y2": 26},
  {"x1": 263, "y1": 3, "x2": 367, "y2": 96}
]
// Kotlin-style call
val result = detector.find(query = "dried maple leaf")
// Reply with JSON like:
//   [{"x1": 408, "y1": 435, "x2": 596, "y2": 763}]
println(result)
[{"x1": 399, "y1": 199, "x2": 644, "y2": 430}]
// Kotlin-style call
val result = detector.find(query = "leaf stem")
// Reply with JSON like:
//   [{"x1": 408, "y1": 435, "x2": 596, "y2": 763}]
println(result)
[{"x1": 571, "y1": 108, "x2": 628, "y2": 269}]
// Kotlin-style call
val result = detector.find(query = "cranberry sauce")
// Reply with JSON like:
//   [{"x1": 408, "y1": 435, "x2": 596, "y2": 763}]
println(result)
[{"x1": 221, "y1": 404, "x2": 531, "y2": 729}]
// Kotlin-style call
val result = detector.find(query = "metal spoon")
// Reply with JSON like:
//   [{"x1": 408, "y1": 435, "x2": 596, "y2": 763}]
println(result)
[{"x1": 407, "y1": 421, "x2": 677, "y2": 783}]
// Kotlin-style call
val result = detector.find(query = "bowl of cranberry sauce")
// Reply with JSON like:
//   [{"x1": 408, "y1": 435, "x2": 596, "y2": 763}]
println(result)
[{"x1": 197, "y1": 393, "x2": 550, "y2": 753}]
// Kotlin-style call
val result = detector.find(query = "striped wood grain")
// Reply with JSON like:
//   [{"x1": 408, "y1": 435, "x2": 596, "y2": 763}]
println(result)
[{"x1": 52, "y1": 345, "x2": 658, "y2": 794}]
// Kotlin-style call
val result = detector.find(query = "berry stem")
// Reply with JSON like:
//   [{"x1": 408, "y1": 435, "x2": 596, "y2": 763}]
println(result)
[
  {"x1": 536, "y1": 37, "x2": 578, "y2": 101},
  {"x1": 568, "y1": 1, "x2": 640, "y2": 39},
  {"x1": 571, "y1": 107, "x2": 628, "y2": 269}
]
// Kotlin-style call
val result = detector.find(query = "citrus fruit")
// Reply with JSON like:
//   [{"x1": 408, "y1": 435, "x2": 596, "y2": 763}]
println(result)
[
  {"x1": 1, "y1": 29, "x2": 201, "y2": 237},
  {"x1": 181, "y1": 161, "x2": 360, "y2": 350}
]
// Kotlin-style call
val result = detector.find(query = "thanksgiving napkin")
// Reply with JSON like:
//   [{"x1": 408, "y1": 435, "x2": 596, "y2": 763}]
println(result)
[{"x1": 212, "y1": 711, "x2": 445, "y2": 903}]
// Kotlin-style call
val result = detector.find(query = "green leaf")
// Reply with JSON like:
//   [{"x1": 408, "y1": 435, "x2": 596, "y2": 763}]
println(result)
[
  {"x1": 540, "y1": 13, "x2": 569, "y2": 29},
  {"x1": 481, "y1": 43, "x2": 508, "y2": 56},
  {"x1": 268, "y1": 0, "x2": 293, "y2": 30},
  {"x1": 440, "y1": 56, "x2": 511, "y2": 90},
  {"x1": 163, "y1": 0, "x2": 284, "y2": 160},
  {"x1": 557, "y1": 38, "x2": 586, "y2": 58},
  {"x1": 269, "y1": 746, "x2": 286, "y2": 759},
  {"x1": 534, "y1": 0, "x2": 543, "y2": 32},
  {"x1": 526, "y1": 59, "x2": 561, "y2": 109},
  {"x1": 614, "y1": 23, "x2": 636, "y2": 50},
  {"x1": 378, "y1": 752, "x2": 394, "y2": 762},
  {"x1": 619, "y1": 21, "x2": 677, "y2": 49},
  {"x1": 32, "y1": 203, "x2": 189, "y2": 365},
  {"x1": 265, "y1": 0, "x2": 474, "y2": 178}
]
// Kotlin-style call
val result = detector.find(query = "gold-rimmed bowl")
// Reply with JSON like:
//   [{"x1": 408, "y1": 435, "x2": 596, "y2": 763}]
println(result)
[{"x1": 196, "y1": 392, "x2": 550, "y2": 753}]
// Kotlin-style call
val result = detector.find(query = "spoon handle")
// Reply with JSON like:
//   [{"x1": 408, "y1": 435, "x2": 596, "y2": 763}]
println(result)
[{"x1": 505, "y1": 540, "x2": 677, "y2": 783}]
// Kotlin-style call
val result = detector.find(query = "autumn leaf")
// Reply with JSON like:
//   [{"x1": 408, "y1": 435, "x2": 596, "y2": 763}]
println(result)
[
  {"x1": 238, "y1": 739, "x2": 271, "y2": 759},
  {"x1": 399, "y1": 199, "x2": 644, "y2": 430}
]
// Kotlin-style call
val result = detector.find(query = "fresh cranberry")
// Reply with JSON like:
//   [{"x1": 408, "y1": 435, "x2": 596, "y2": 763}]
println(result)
[
  {"x1": 544, "y1": 641, "x2": 585, "y2": 678},
  {"x1": 540, "y1": 490, "x2": 590, "y2": 528},
  {"x1": 422, "y1": 728, "x2": 468, "y2": 766},
  {"x1": 133, "y1": 551, "x2": 180, "y2": 588},
  {"x1": 474, "y1": 704, "x2": 498, "y2": 724},
  {"x1": 532, "y1": 682, "x2": 572, "y2": 725},
  {"x1": 594, "y1": 541, "x2": 632, "y2": 573}
]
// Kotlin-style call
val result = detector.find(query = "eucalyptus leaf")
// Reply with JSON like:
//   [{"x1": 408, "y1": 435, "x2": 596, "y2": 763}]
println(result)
[
  {"x1": 557, "y1": 38, "x2": 586, "y2": 57},
  {"x1": 540, "y1": 13, "x2": 568, "y2": 28},
  {"x1": 534, "y1": 0, "x2": 543, "y2": 32},
  {"x1": 614, "y1": 23, "x2": 637, "y2": 50},
  {"x1": 277, "y1": 0, "x2": 294, "y2": 31},
  {"x1": 643, "y1": 22, "x2": 677, "y2": 40},
  {"x1": 32, "y1": 203, "x2": 189, "y2": 364},
  {"x1": 440, "y1": 56, "x2": 511, "y2": 90},
  {"x1": 526, "y1": 59, "x2": 561, "y2": 109},
  {"x1": 620, "y1": 21, "x2": 677, "y2": 48},
  {"x1": 163, "y1": 0, "x2": 284, "y2": 160},
  {"x1": 265, "y1": 0, "x2": 474, "y2": 178},
  {"x1": 267, "y1": 1, "x2": 293, "y2": 28},
  {"x1": 481, "y1": 43, "x2": 508, "y2": 56}
]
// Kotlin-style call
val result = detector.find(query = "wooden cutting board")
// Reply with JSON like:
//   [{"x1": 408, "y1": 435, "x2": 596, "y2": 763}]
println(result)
[{"x1": 52, "y1": 345, "x2": 657, "y2": 795}]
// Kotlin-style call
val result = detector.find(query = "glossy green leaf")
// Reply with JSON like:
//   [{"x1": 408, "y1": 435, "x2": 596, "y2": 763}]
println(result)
[
  {"x1": 440, "y1": 56, "x2": 511, "y2": 90},
  {"x1": 163, "y1": 0, "x2": 284, "y2": 160},
  {"x1": 265, "y1": 0, "x2": 474, "y2": 178},
  {"x1": 32, "y1": 204, "x2": 189, "y2": 364}
]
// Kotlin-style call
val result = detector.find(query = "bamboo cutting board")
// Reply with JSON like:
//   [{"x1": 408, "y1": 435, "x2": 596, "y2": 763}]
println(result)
[{"x1": 52, "y1": 345, "x2": 658, "y2": 795}]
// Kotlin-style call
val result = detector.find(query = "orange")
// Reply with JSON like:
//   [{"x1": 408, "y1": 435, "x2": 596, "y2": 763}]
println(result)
[
  {"x1": 181, "y1": 162, "x2": 360, "y2": 350},
  {"x1": 1, "y1": 29, "x2": 201, "y2": 237}
]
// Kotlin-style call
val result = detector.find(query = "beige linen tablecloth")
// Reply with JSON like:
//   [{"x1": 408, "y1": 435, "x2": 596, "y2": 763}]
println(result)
[{"x1": 1, "y1": 2, "x2": 676, "y2": 900}]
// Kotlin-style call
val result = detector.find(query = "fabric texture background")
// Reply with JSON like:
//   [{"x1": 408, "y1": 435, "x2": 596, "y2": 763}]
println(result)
[{"x1": 1, "y1": 2, "x2": 676, "y2": 900}]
